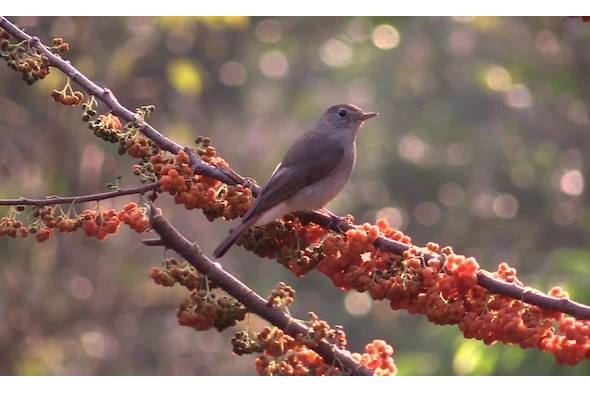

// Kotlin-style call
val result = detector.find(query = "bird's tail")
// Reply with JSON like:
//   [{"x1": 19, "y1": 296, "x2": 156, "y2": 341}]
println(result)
[{"x1": 212, "y1": 222, "x2": 252, "y2": 259}]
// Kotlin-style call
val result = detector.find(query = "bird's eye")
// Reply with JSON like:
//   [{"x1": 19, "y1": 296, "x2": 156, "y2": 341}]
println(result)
[{"x1": 338, "y1": 108, "x2": 347, "y2": 118}]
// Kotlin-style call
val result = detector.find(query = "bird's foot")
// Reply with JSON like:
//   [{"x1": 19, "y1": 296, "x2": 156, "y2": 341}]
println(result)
[{"x1": 324, "y1": 210, "x2": 354, "y2": 234}]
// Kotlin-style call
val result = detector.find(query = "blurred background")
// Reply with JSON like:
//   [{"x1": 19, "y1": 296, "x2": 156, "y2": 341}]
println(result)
[{"x1": 1, "y1": 16, "x2": 590, "y2": 375}]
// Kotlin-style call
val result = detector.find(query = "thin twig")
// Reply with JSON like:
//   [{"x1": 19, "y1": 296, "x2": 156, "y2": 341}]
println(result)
[
  {"x1": 145, "y1": 201, "x2": 372, "y2": 376},
  {"x1": 0, "y1": 182, "x2": 159, "y2": 206},
  {"x1": 0, "y1": 16, "x2": 236, "y2": 186}
]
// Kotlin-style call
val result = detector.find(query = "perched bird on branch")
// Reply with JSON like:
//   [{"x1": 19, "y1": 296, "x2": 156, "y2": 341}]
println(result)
[{"x1": 213, "y1": 104, "x2": 377, "y2": 258}]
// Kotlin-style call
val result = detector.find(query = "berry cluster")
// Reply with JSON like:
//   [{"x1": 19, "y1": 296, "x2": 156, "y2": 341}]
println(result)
[
  {"x1": 267, "y1": 281, "x2": 295, "y2": 308},
  {"x1": 0, "y1": 202, "x2": 153, "y2": 243},
  {"x1": 31, "y1": 206, "x2": 60, "y2": 241},
  {"x1": 0, "y1": 215, "x2": 30, "y2": 238},
  {"x1": 303, "y1": 219, "x2": 590, "y2": 365},
  {"x1": 238, "y1": 215, "x2": 329, "y2": 276},
  {"x1": 88, "y1": 114, "x2": 122, "y2": 142},
  {"x1": 148, "y1": 257, "x2": 213, "y2": 290},
  {"x1": 124, "y1": 135, "x2": 158, "y2": 159},
  {"x1": 51, "y1": 88, "x2": 84, "y2": 106},
  {"x1": 149, "y1": 257, "x2": 246, "y2": 332},
  {"x1": 0, "y1": 29, "x2": 56, "y2": 84},
  {"x1": 296, "y1": 312, "x2": 347, "y2": 348},
  {"x1": 176, "y1": 289, "x2": 247, "y2": 331},
  {"x1": 231, "y1": 331, "x2": 264, "y2": 355},
  {"x1": 54, "y1": 216, "x2": 81, "y2": 233},
  {"x1": 117, "y1": 107, "x2": 158, "y2": 157},
  {"x1": 50, "y1": 37, "x2": 70, "y2": 52},
  {"x1": 351, "y1": 339, "x2": 398, "y2": 376},
  {"x1": 457, "y1": 281, "x2": 590, "y2": 366},
  {"x1": 156, "y1": 148, "x2": 253, "y2": 221},
  {"x1": 238, "y1": 214, "x2": 590, "y2": 366},
  {"x1": 80, "y1": 104, "x2": 160, "y2": 162},
  {"x1": 81, "y1": 101, "x2": 98, "y2": 122},
  {"x1": 0, "y1": 205, "x2": 84, "y2": 242},
  {"x1": 117, "y1": 202, "x2": 150, "y2": 233},
  {"x1": 231, "y1": 314, "x2": 397, "y2": 376},
  {"x1": 253, "y1": 327, "x2": 340, "y2": 376},
  {"x1": 80, "y1": 208, "x2": 121, "y2": 240},
  {"x1": 202, "y1": 183, "x2": 252, "y2": 221}
]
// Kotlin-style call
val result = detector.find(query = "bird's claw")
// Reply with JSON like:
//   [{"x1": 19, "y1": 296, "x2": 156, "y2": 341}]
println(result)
[{"x1": 326, "y1": 211, "x2": 354, "y2": 234}]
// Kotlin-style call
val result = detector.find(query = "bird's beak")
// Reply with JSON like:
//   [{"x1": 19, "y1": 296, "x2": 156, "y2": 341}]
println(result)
[{"x1": 357, "y1": 111, "x2": 378, "y2": 121}]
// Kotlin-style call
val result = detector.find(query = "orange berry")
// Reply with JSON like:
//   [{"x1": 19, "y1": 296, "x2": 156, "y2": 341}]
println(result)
[{"x1": 106, "y1": 220, "x2": 119, "y2": 233}]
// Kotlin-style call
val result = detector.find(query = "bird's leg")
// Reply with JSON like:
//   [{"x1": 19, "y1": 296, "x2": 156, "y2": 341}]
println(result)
[{"x1": 320, "y1": 208, "x2": 353, "y2": 234}]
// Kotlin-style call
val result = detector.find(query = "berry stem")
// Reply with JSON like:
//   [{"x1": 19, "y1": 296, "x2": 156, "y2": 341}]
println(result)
[{"x1": 0, "y1": 182, "x2": 159, "y2": 207}]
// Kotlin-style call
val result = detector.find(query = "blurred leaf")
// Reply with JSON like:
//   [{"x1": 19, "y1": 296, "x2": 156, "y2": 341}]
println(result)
[
  {"x1": 396, "y1": 352, "x2": 440, "y2": 375},
  {"x1": 14, "y1": 357, "x2": 44, "y2": 376},
  {"x1": 157, "y1": 16, "x2": 198, "y2": 30},
  {"x1": 221, "y1": 16, "x2": 250, "y2": 30},
  {"x1": 167, "y1": 59, "x2": 203, "y2": 96},
  {"x1": 548, "y1": 248, "x2": 590, "y2": 277},
  {"x1": 498, "y1": 345, "x2": 527, "y2": 372},
  {"x1": 453, "y1": 340, "x2": 500, "y2": 375}
]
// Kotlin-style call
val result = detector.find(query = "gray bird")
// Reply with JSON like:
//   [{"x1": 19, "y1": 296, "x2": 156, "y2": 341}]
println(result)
[{"x1": 213, "y1": 104, "x2": 378, "y2": 258}]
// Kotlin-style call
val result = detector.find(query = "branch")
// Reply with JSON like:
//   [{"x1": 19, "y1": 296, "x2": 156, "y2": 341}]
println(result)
[
  {"x1": 0, "y1": 16, "x2": 236, "y2": 187},
  {"x1": 144, "y1": 201, "x2": 372, "y2": 376},
  {"x1": 2, "y1": 16, "x2": 589, "y2": 320},
  {"x1": 0, "y1": 182, "x2": 159, "y2": 206},
  {"x1": 300, "y1": 212, "x2": 590, "y2": 320}
]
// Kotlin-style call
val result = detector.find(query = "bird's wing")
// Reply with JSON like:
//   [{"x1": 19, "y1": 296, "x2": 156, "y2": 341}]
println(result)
[{"x1": 241, "y1": 130, "x2": 345, "y2": 223}]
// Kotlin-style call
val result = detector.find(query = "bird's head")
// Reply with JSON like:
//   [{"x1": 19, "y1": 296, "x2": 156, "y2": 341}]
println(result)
[{"x1": 319, "y1": 104, "x2": 378, "y2": 132}]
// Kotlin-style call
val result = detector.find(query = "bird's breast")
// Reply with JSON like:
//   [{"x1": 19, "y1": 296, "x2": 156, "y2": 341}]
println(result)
[{"x1": 287, "y1": 142, "x2": 356, "y2": 210}]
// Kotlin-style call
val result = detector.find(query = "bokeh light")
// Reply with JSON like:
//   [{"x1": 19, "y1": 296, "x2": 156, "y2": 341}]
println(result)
[
  {"x1": 448, "y1": 27, "x2": 476, "y2": 55},
  {"x1": 319, "y1": 39, "x2": 353, "y2": 68},
  {"x1": 347, "y1": 17, "x2": 372, "y2": 42},
  {"x1": 376, "y1": 207, "x2": 406, "y2": 229},
  {"x1": 485, "y1": 66, "x2": 512, "y2": 92},
  {"x1": 471, "y1": 192, "x2": 495, "y2": 218},
  {"x1": 219, "y1": 61, "x2": 247, "y2": 86},
  {"x1": 414, "y1": 202, "x2": 441, "y2": 226},
  {"x1": 372, "y1": 24, "x2": 400, "y2": 50},
  {"x1": 344, "y1": 292, "x2": 372, "y2": 316},
  {"x1": 560, "y1": 170, "x2": 584, "y2": 196},
  {"x1": 492, "y1": 194, "x2": 519, "y2": 219},
  {"x1": 566, "y1": 100, "x2": 589, "y2": 125},
  {"x1": 438, "y1": 182, "x2": 465, "y2": 207},
  {"x1": 398, "y1": 134, "x2": 434, "y2": 167},
  {"x1": 259, "y1": 50, "x2": 289, "y2": 78},
  {"x1": 69, "y1": 276, "x2": 93, "y2": 300},
  {"x1": 255, "y1": 19, "x2": 282, "y2": 43},
  {"x1": 505, "y1": 84, "x2": 533, "y2": 108},
  {"x1": 535, "y1": 30, "x2": 560, "y2": 57}
]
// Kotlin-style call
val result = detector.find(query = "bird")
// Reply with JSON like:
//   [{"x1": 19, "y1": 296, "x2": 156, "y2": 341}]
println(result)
[{"x1": 212, "y1": 104, "x2": 378, "y2": 259}]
